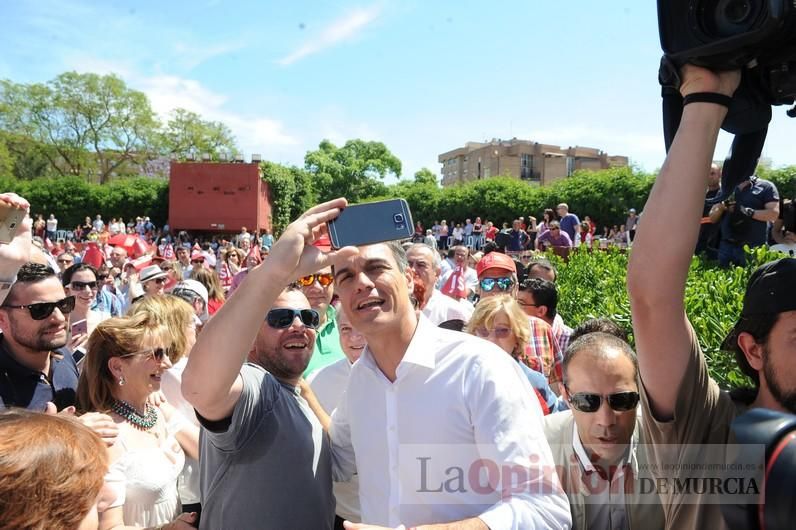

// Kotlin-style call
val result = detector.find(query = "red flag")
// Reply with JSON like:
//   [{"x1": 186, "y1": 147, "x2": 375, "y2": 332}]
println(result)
[
  {"x1": 440, "y1": 266, "x2": 468, "y2": 300},
  {"x1": 82, "y1": 242, "x2": 104, "y2": 269}
]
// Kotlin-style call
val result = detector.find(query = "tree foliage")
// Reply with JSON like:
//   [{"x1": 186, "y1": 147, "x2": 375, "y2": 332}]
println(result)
[
  {"x1": 0, "y1": 72, "x2": 159, "y2": 183},
  {"x1": 158, "y1": 108, "x2": 238, "y2": 161},
  {"x1": 305, "y1": 139, "x2": 400, "y2": 203},
  {"x1": 260, "y1": 161, "x2": 317, "y2": 235}
]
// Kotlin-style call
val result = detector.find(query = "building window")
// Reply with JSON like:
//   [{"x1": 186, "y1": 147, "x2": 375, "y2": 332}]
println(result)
[
  {"x1": 520, "y1": 154, "x2": 537, "y2": 181},
  {"x1": 566, "y1": 156, "x2": 575, "y2": 177}
]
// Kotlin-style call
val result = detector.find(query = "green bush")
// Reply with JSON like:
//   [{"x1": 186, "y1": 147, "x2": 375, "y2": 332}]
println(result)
[{"x1": 552, "y1": 245, "x2": 783, "y2": 389}]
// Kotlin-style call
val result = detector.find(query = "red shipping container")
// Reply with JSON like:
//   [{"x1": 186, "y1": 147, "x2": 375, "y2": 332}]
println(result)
[{"x1": 168, "y1": 161, "x2": 273, "y2": 233}]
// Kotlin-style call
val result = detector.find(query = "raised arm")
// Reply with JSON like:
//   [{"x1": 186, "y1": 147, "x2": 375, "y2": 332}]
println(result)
[
  {"x1": 0, "y1": 193, "x2": 32, "y2": 305},
  {"x1": 181, "y1": 198, "x2": 357, "y2": 420},
  {"x1": 627, "y1": 65, "x2": 740, "y2": 420}
]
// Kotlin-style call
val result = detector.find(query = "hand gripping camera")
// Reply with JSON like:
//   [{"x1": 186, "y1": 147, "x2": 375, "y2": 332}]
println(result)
[{"x1": 658, "y1": 1, "x2": 796, "y2": 202}]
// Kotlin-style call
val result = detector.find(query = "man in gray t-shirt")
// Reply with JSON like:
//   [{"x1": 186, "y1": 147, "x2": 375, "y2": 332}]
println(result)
[{"x1": 188, "y1": 286, "x2": 335, "y2": 529}]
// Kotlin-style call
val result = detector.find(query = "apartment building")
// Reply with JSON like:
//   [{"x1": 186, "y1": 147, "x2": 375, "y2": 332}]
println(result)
[{"x1": 438, "y1": 138, "x2": 629, "y2": 187}]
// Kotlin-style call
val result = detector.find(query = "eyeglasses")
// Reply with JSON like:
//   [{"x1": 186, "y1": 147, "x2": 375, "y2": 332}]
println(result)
[
  {"x1": 297, "y1": 273, "x2": 334, "y2": 288},
  {"x1": 266, "y1": 308, "x2": 320, "y2": 329},
  {"x1": 57, "y1": 258, "x2": 73, "y2": 264},
  {"x1": 566, "y1": 388, "x2": 640, "y2": 413},
  {"x1": 550, "y1": 227, "x2": 560, "y2": 231},
  {"x1": 119, "y1": 347, "x2": 167, "y2": 362},
  {"x1": 1, "y1": 296, "x2": 76, "y2": 320},
  {"x1": 70, "y1": 281, "x2": 98, "y2": 291},
  {"x1": 479, "y1": 277, "x2": 514, "y2": 292},
  {"x1": 97, "y1": 274, "x2": 109, "y2": 281},
  {"x1": 191, "y1": 259, "x2": 204, "y2": 264},
  {"x1": 474, "y1": 326, "x2": 513, "y2": 339},
  {"x1": 146, "y1": 277, "x2": 167, "y2": 285}
]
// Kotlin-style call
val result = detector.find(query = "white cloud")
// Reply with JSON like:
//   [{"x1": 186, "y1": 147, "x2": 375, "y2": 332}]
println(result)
[
  {"x1": 134, "y1": 74, "x2": 299, "y2": 153},
  {"x1": 277, "y1": 5, "x2": 381, "y2": 66}
]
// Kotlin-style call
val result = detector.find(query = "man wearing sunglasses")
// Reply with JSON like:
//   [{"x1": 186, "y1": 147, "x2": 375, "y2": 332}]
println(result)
[
  {"x1": 300, "y1": 267, "x2": 347, "y2": 377},
  {"x1": 477, "y1": 253, "x2": 564, "y2": 390},
  {"x1": 628, "y1": 65, "x2": 778, "y2": 529},
  {"x1": 544, "y1": 332, "x2": 665, "y2": 530},
  {"x1": 0, "y1": 262, "x2": 79, "y2": 412}
]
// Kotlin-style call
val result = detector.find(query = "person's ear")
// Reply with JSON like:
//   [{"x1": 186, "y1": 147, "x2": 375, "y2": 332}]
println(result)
[
  {"x1": 107, "y1": 356, "x2": 125, "y2": 381},
  {"x1": 738, "y1": 332, "x2": 764, "y2": 372}
]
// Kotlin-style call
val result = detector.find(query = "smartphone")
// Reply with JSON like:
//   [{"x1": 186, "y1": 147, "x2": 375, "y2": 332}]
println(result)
[
  {"x1": 71, "y1": 319, "x2": 88, "y2": 337},
  {"x1": 327, "y1": 199, "x2": 414, "y2": 249},
  {"x1": 0, "y1": 202, "x2": 26, "y2": 244}
]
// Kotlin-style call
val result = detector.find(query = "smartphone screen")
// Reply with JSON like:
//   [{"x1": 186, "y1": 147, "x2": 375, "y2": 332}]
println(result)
[
  {"x1": 71, "y1": 319, "x2": 88, "y2": 336},
  {"x1": 0, "y1": 203, "x2": 26, "y2": 244},
  {"x1": 327, "y1": 199, "x2": 414, "y2": 249}
]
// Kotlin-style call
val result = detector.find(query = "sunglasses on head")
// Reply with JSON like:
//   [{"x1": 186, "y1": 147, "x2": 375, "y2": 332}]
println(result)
[
  {"x1": 474, "y1": 326, "x2": 513, "y2": 339},
  {"x1": 479, "y1": 277, "x2": 514, "y2": 292},
  {"x1": 70, "y1": 280, "x2": 98, "y2": 291},
  {"x1": 2, "y1": 296, "x2": 76, "y2": 320},
  {"x1": 119, "y1": 347, "x2": 167, "y2": 362},
  {"x1": 297, "y1": 273, "x2": 334, "y2": 287},
  {"x1": 566, "y1": 388, "x2": 640, "y2": 413},
  {"x1": 266, "y1": 308, "x2": 320, "y2": 329}
]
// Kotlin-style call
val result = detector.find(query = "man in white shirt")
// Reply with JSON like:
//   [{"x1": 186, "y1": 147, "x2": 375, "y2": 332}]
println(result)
[
  {"x1": 307, "y1": 307, "x2": 365, "y2": 527},
  {"x1": 406, "y1": 243, "x2": 473, "y2": 326},
  {"x1": 45, "y1": 214, "x2": 58, "y2": 241},
  {"x1": 323, "y1": 240, "x2": 570, "y2": 528}
]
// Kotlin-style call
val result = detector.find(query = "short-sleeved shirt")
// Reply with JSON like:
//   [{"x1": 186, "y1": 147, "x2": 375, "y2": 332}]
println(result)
[
  {"x1": 720, "y1": 177, "x2": 779, "y2": 246},
  {"x1": 640, "y1": 324, "x2": 748, "y2": 530},
  {"x1": 197, "y1": 363, "x2": 335, "y2": 530},
  {"x1": 559, "y1": 213, "x2": 581, "y2": 240},
  {"x1": 0, "y1": 338, "x2": 78, "y2": 411},
  {"x1": 304, "y1": 305, "x2": 346, "y2": 377}
]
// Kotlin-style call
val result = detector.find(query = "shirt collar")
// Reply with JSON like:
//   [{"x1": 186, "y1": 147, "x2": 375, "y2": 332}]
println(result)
[
  {"x1": 572, "y1": 422, "x2": 636, "y2": 475},
  {"x1": 358, "y1": 313, "x2": 436, "y2": 376}
]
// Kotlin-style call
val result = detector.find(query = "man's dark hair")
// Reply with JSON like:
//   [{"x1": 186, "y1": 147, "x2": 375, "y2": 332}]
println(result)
[
  {"x1": 3, "y1": 263, "x2": 58, "y2": 306},
  {"x1": 525, "y1": 258, "x2": 557, "y2": 282},
  {"x1": 61, "y1": 263, "x2": 98, "y2": 287},
  {"x1": 570, "y1": 317, "x2": 629, "y2": 343},
  {"x1": 563, "y1": 331, "x2": 639, "y2": 382},
  {"x1": 519, "y1": 278, "x2": 558, "y2": 319}
]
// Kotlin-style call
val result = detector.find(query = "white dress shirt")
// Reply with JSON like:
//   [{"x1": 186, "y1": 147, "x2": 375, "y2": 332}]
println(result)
[
  {"x1": 307, "y1": 358, "x2": 362, "y2": 523},
  {"x1": 329, "y1": 315, "x2": 571, "y2": 529},
  {"x1": 572, "y1": 425, "x2": 633, "y2": 530},
  {"x1": 422, "y1": 289, "x2": 474, "y2": 326}
]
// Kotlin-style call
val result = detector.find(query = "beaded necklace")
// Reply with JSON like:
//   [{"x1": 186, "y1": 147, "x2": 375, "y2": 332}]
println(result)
[{"x1": 111, "y1": 399, "x2": 158, "y2": 430}]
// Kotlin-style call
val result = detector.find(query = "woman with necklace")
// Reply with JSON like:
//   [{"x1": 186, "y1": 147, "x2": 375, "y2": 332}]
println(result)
[{"x1": 77, "y1": 313, "x2": 198, "y2": 530}]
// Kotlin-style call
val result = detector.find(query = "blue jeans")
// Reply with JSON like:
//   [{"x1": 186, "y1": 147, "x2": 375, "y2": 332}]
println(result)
[{"x1": 718, "y1": 241, "x2": 746, "y2": 268}]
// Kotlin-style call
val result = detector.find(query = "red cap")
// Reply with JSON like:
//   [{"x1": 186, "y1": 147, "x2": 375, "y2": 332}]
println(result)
[{"x1": 476, "y1": 251, "x2": 517, "y2": 278}]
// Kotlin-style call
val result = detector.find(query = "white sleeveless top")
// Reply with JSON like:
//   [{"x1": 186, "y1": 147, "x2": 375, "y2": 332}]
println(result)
[{"x1": 106, "y1": 414, "x2": 186, "y2": 527}]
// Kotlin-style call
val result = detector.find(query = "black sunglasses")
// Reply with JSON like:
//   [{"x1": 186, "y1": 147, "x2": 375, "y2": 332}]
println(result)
[
  {"x1": 119, "y1": 347, "x2": 167, "y2": 362},
  {"x1": 266, "y1": 308, "x2": 320, "y2": 329},
  {"x1": 566, "y1": 389, "x2": 640, "y2": 413},
  {"x1": 70, "y1": 280, "x2": 98, "y2": 291},
  {"x1": 2, "y1": 296, "x2": 76, "y2": 320}
]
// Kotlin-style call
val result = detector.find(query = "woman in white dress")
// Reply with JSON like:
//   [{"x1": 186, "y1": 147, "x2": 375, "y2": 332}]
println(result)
[{"x1": 77, "y1": 313, "x2": 198, "y2": 529}]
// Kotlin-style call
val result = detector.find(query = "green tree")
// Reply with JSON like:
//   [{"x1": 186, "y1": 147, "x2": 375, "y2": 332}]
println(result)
[
  {"x1": 0, "y1": 72, "x2": 159, "y2": 183},
  {"x1": 0, "y1": 135, "x2": 12, "y2": 177},
  {"x1": 305, "y1": 139, "x2": 401, "y2": 203},
  {"x1": 158, "y1": 108, "x2": 238, "y2": 161},
  {"x1": 413, "y1": 167, "x2": 438, "y2": 186},
  {"x1": 261, "y1": 161, "x2": 317, "y2": 235}
]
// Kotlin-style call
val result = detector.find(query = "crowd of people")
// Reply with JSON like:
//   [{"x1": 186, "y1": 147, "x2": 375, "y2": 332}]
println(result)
[{"x1": 0, "y1": 65, "x2": 794, "y2": 530}]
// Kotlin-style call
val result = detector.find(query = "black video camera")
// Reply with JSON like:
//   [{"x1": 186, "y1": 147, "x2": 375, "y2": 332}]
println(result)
[
  {"x1": 722, "y1": 408, "x2": 796, "y2": 530},
  {"x1": 657, "y1": 1, "x2": 796, "y2": 201}
]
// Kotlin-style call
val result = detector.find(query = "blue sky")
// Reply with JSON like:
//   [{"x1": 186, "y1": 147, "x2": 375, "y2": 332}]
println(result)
[{"x1": 2, "y1": 0, "x2": 795, "y2": 181}]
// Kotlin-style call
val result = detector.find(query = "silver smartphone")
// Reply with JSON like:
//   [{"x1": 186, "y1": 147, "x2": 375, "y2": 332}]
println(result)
[
  {"x1": 327, "y1": 198, "x2": 414, "y2": 249},
  {"x1": 0, "y1": 202, "x2": 26, "y2": 244}
]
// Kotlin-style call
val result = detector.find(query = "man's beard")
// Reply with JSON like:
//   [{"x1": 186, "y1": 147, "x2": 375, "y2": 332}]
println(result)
[
  {"x1": 763, "y1": 348, "x2": 796, "y2": 414},
  {"x1": 11, "y1": 323, "x2": 67, "y2": 353}
]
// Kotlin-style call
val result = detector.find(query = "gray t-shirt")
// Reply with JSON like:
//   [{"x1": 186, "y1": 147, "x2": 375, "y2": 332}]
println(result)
[{"x1": 198, "y1": 363, "x2": 335, "y2": 530}]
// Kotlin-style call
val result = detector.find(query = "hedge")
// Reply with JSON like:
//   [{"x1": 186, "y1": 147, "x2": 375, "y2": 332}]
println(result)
[{"x1": 551, "y1": 245, "x2": 783, "y2": 389}]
